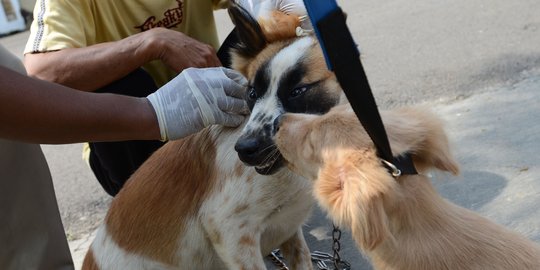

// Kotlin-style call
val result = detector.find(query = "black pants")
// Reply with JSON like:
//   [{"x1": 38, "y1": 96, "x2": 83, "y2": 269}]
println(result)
[
  {"x1": 89, "y1": 30, "x2": 239, "y2": 196},
  {"x1": 88, "y1": 68, "x2": 165, "y2": 196}
]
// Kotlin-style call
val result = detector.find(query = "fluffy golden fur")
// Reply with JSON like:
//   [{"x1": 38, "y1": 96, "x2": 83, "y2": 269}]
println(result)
[{"x1": 275, "y1": 104, "x2": 540, "y2": 269}]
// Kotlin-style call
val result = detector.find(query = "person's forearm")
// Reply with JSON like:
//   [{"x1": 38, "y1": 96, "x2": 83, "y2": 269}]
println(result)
[
  {"x1": 0, "y1": 66, "x2": 160, "y2": 144},
  {"x1": 24, "y1": 31, "x2": 157, "y2": 91}
]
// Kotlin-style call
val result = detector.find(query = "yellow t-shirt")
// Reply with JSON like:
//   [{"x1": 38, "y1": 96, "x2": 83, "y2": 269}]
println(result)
[{"x1": 24, "y1": 0, "x2": 228, "y2": 87}]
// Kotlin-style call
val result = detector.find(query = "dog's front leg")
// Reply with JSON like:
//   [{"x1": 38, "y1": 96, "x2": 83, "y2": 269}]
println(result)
[
  {"x1": 279, "y1": 228, "x2": 313, "y2": 270},
  {"x1": 205, "y1": 223, "x2": 267, "y2": 269}
]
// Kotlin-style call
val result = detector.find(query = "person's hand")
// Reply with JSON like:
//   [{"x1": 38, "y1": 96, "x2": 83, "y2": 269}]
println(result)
[
  {"x1": 236, "y1": 0, "x2": 311, "y2": 28},
  {"x1": 144, "y1": 28, "x2": 221, "y2": 72},
  {"x1": 147, "y1": 67, "x2": 249, "y2": 141}
]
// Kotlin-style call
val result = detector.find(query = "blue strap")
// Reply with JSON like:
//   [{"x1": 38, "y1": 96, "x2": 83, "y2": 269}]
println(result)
[{"x1": 303, "y1": 0, "x2": 338, "y2": 69}]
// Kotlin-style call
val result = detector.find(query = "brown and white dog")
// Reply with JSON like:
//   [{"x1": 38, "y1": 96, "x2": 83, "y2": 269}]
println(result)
[
  {"x1": 275, "y1": 104, "x2": 540, "y2": 270},
  {"x1": 82, "y1": 5, "x2": 345, "y2": 270}
]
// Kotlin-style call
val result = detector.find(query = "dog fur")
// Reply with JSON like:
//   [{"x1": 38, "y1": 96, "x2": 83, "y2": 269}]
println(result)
[
  {"x1": 275, "y1": 104, "x2": 540, "y2": 270},
  {"x1": 82, "y1": 125, "x2": 314, "y2": 269},
  {"x1": 81, "y1": 5, "x2": 348, "y2": 270}
]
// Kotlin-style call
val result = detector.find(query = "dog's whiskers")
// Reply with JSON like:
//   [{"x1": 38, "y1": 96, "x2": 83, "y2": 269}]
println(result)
[
  {"x1": 259, "y1": 143, "x2": 277, "y2": 153},
  {"x1": 260, "y1": 144, "x2": 279, "y2": 164},
  {"x1": 261, "y1": 149, "x2": 280, "y2": 174}
]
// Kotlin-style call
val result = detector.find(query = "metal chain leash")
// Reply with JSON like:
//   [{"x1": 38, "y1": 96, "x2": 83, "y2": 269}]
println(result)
[
  {"x1": 268, "y1": 224, "x2": 351, "y2": 270},
  {"x1": 311, "y1": 250, "x2": 351, "y2": 270},
  {"x1": 310, "y1": 223, "x2": 351, "y2": 270},
  {"x1": 268, "y1": 249, "x2": 289, "y2": 270},
  {"x1": 269, "y1": 248, "x2": 351, "y2": 270},
  {"x1": 331, "y1": 224, "x2": 351, "y2": 270}
]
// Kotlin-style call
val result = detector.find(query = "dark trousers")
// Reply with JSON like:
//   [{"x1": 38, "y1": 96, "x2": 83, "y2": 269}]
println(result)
[
  {"x1": 89, "y1": 68, "x2": 165, "y2": 196},
  {"x1": 89, "y1": 30, "x2": 239, "y2": 196}
]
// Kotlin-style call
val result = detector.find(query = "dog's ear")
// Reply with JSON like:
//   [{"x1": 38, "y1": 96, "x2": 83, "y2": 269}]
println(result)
[
  {"x1": 383, "y1": 107, "x2": 460, "y2": 175},
  {"x1": 228, "y1": 2, "x2": 268, "y2": 71},
  {"x1": 315, "y1": 150, "x2": 394, "y2": 251}
]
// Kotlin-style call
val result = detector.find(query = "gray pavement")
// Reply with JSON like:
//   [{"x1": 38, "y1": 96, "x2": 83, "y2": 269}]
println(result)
[{"x1": 1, "y1": 1, "x2": 539, "y2": 269}]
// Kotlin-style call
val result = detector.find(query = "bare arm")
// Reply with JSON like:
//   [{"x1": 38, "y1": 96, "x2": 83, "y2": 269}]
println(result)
[
  {"x1": 0, "y1": 66, "x2": 160, "y2": 144},
  {"x1": 24, "y1": 28, "x2": 221, "y2": 91}
]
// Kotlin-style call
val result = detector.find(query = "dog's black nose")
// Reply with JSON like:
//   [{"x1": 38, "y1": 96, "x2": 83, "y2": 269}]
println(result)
[
  {"x1": 235, "y1": 135, "x2": 278, "y2": 167},
  {"x1": 235, "y1": 137, "x2": 260, "y2": 159}
]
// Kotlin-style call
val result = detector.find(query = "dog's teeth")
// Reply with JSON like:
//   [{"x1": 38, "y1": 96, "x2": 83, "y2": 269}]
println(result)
[
  {"x1": 257, "y1": 163, "x2": 271, "y2": 170},
  {"x1": 256, "y1": 154, "x2": 280, "y2": 170}
]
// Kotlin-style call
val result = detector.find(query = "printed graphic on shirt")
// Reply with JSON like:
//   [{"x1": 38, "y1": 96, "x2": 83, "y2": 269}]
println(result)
[{"x1": 135, "y1": 0, "x2": 184, "y2": 31}]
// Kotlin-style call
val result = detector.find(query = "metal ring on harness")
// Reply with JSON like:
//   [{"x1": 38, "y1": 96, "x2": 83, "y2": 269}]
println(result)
[{"x1": 381, "y1": 159, "x2": 402, "y2": 178}]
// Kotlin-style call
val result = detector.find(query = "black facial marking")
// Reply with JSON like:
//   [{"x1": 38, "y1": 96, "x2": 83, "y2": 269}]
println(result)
[
  {"x1": 235, "y1": 38, "x2": 343, "y2": 176},
  {"x1": 277, "y1": 63, "x2": 338, "y2": 114},
  {"x1": 246, "y1": 61, "x2": 271, "y2": 110},
  {"x1": 262, "y1": 123, "x2": 273, "y2": 138},
  {"x1": 262, "y1": 115, "x2": 274, "y2": 124}
]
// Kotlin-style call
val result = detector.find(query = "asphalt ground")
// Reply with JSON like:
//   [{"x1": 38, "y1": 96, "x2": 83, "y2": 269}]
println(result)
[{"x1": 1, "y1": 1, "x2": 539, "y2": 269}]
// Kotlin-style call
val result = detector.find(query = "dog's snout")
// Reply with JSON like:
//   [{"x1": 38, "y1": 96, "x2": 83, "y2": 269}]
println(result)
[
  {"x1": 235, "y1": 137, "x2": 260, "y2": 157},
  {"x1": 235, "y1": 132, "x2": 283, "y2": 172},
  {"x1": 235, "y1": 115, "x2": 287, "y2": 173}
]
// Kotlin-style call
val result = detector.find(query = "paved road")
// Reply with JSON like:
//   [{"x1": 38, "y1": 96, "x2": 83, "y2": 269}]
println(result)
[{"x1": 1, "y1": 1, "x2": 539, "y2": 269}]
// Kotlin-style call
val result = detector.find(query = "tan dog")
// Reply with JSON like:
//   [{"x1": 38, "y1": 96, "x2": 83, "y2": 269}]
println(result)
[{"x1": 275, "y1": 104, "x2": 540, "y2": 270}]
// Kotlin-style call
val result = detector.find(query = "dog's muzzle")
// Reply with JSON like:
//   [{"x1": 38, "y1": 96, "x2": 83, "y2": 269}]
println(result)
[
  {"x1": 235, "y1": 118, "x2": 284, "y2": 175},
  {"x1": 235, "y1": 136, "x2": 284, "y2": 175}
]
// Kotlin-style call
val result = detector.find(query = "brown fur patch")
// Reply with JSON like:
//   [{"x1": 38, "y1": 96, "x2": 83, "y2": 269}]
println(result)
[
  {"x1": 207, "y1": 228, "x2": 222, "y2": 246},
  {"x1": 302, "y1": 43, "x2": 335, "y2": 83},
  {"x1": 239, "y1": 221, "x2": 248, "y2": 229},
  {"x1": 278, "y1": 230, "x2": 312, "y2": 269},
  {"x1": 234, "y1": 39, "x2": 290, "y2": 78},
  {"x1": 234, "y1": 160, "x2": 245, "y2": 177},
  {"x1": 258, "y1": 11, "x2": 300, "y2": 42},
  {"x1": 104, "y1": 128, "x2": 219, "y2": 264},
  {"x1": 239, "y1": 234, "x2": 256, "y2": 246},
  {"x1": 234, "y1": 204, "x2": 250, "y2": 214},
  {"x1": 81, "y1": 248, "x2": 99, "y2": 270}
]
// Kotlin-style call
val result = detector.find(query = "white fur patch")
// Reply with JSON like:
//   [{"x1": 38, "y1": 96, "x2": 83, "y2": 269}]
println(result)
[
  {"x1": 90, "y1": 226, "x2": 174, "y2": 270},
  {"x1": 269, "y1": 36, "x2": 314, "y2": 82}
]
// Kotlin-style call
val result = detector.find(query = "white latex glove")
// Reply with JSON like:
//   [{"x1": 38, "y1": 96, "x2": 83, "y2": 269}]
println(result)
[
  {"x1": 147, "y1": 67, "x2": 249, "y2": 141},
  {"x1": 237, "y1": 0, "x2": 311, "y2": 29}
]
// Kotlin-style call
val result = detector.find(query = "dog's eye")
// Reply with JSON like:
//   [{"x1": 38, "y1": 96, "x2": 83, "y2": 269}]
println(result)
[
  {"x1": 290, "y1": 86, "x2": 309, "y2": 98},
  {"x1": 247, "y1": 86, "x2": 258, "y2": 100}
]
